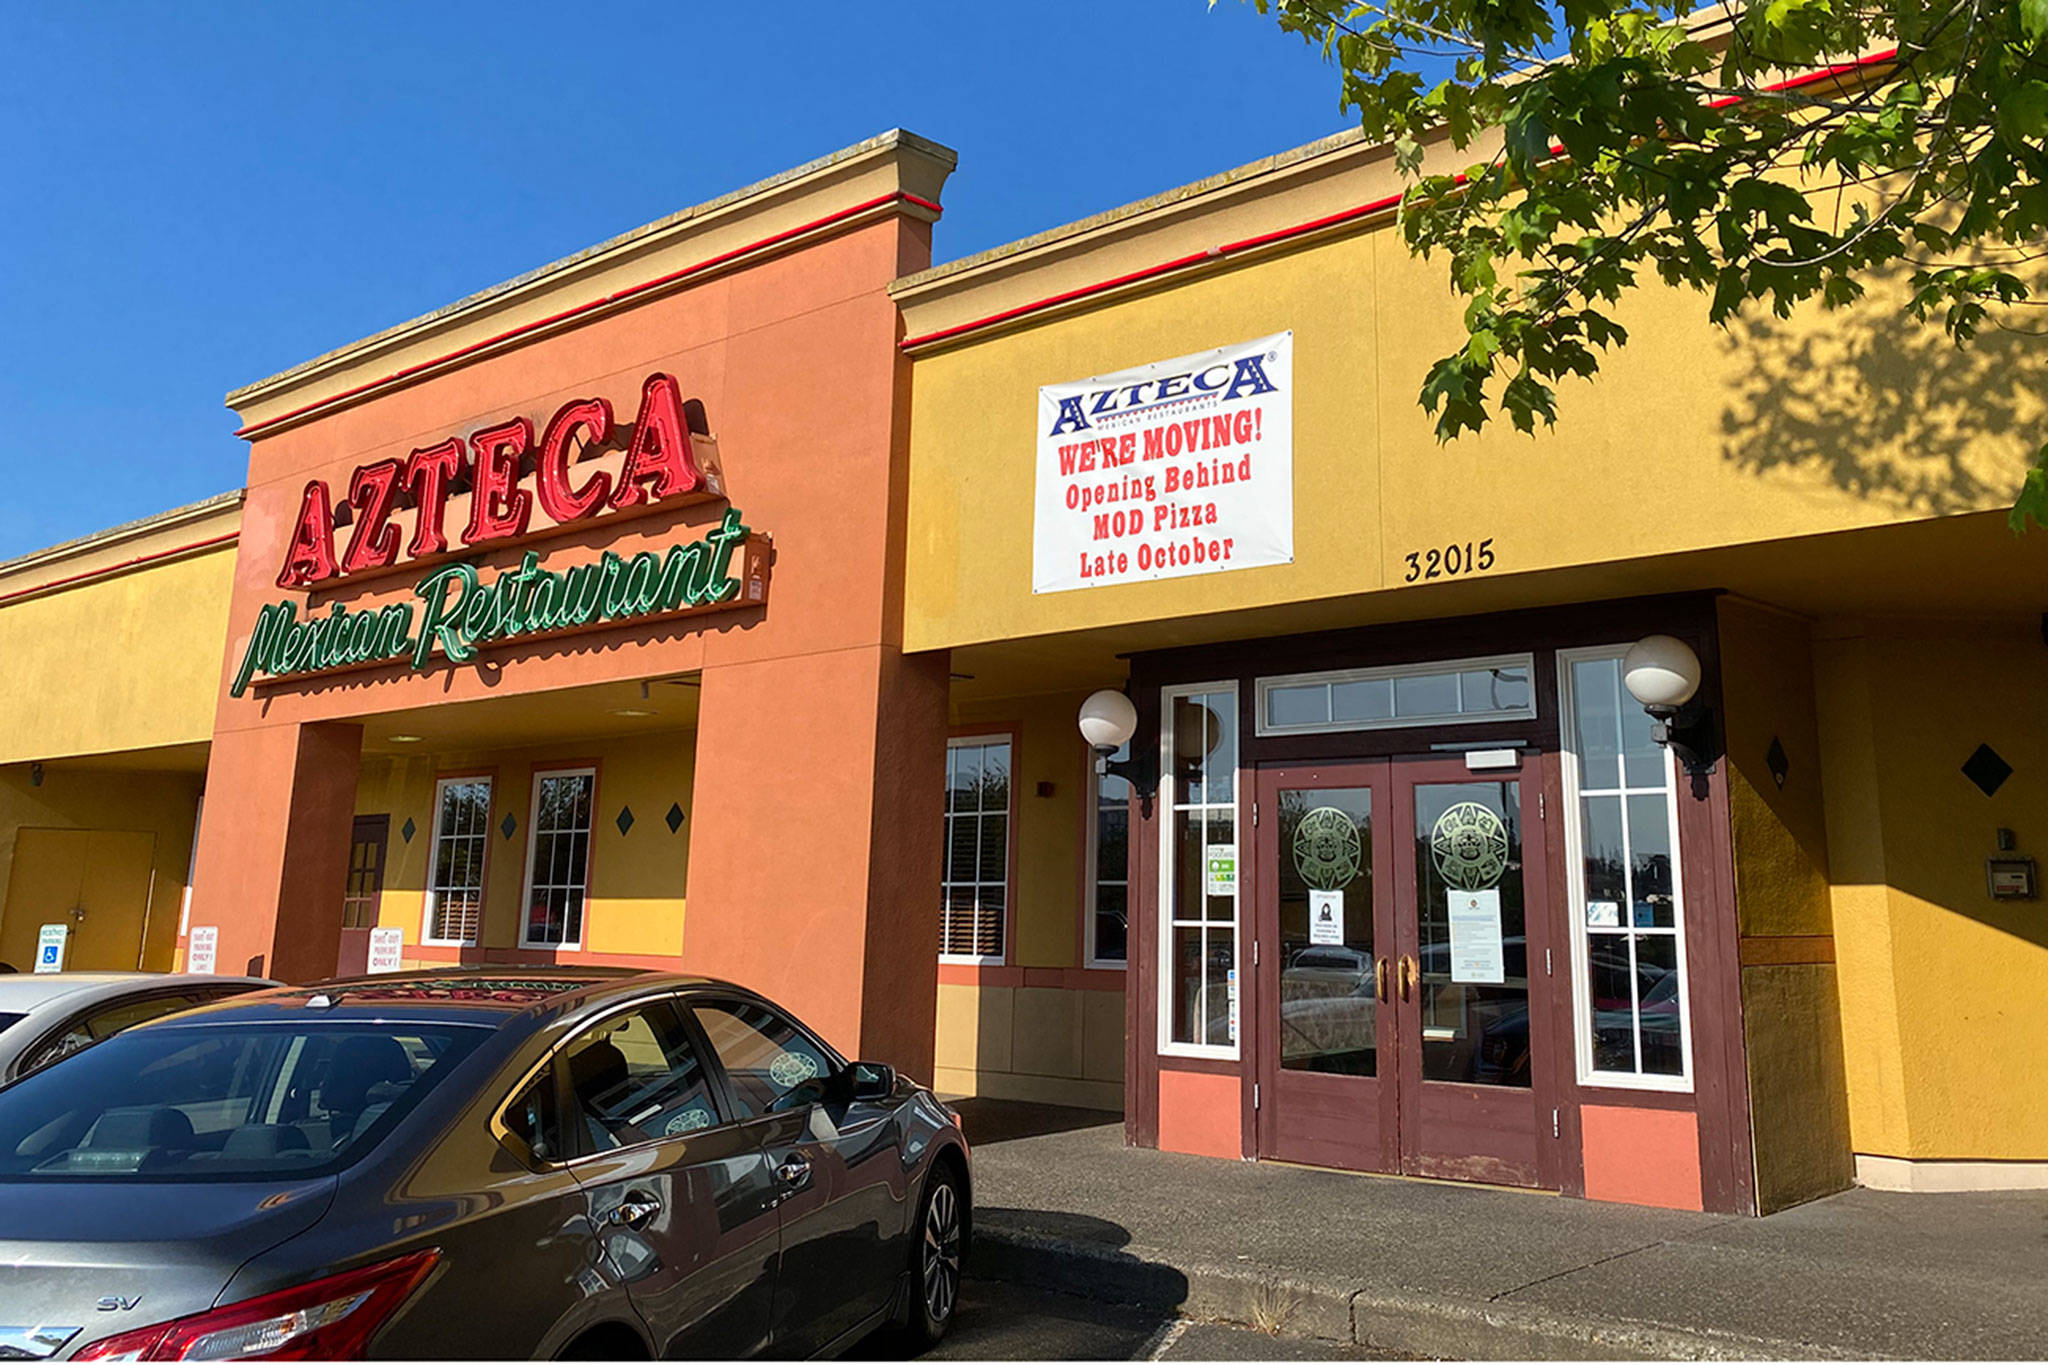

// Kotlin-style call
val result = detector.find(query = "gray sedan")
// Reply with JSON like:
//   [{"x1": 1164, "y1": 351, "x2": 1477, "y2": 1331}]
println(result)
[
  {"x1": 0, "y1": 967, "x2": 971, "y2": 1359},
  {"x1": 0, "y1": 972, "x2": 271, "y2": 1082}
]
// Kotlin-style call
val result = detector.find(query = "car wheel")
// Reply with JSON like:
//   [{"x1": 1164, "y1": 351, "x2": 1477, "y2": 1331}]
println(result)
[{"x1": 902, "y1": 1163, "x2": 964, "y2": 1349}]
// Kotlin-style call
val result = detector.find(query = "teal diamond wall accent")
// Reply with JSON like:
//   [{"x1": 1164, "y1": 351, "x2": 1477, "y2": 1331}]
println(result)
[
  {"x1": 400, "y1": 817, "x2": 417, "y2": 843},
  {"x1": 665, "y1": 803, "x2": 685, "y2": 834},
  {"x1": 501, "y1": 812, "x2": 518, "y2": 840},
  {"x1": 616, "y1": 806, "x2": 635, "y2": 836}
]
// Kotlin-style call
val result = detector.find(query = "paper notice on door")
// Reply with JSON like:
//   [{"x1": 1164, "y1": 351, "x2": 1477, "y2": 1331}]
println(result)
[
  {"x1": 1585, "y1": 899, "x2": 1622, "y2": 928},
  {"x1": 1447, "y1": 889, "x2": 1505, "y2": 984},
  {"x1": 1308, "y1": 889, "x2": 1344, "y2": 946},
  {"x1": 1205, "y1": 845, "x2": 1237, "y2": 897}
]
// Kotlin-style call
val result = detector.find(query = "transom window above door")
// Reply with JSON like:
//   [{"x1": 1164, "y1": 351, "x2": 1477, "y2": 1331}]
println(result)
[{"x1": 1256, "y1": 655, "x2": 1536, "y2": 736}]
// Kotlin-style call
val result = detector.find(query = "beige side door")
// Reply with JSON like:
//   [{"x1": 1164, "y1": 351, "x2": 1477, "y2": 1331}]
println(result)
[{"x1": 0, "y1": 828, "x2": 158, "y2": 972}]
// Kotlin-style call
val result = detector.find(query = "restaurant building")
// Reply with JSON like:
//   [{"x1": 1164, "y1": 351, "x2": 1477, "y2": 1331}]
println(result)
[{"x1": 2, "y1": 106, "x2": 2044, "y2": 1214}]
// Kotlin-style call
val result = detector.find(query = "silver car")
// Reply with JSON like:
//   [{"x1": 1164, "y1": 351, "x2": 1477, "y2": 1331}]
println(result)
[{"x1": 0, "y1": 973, "x2": 271, "y2": 1083}]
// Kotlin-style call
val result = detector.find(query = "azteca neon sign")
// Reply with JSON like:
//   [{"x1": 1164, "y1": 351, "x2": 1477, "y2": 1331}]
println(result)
[
  {"x1": 274, "y1": 372, "x2": 717, "y2": 589},
  {"x1": 230, "y1": 373, "x2": 768, "y2": 697}
]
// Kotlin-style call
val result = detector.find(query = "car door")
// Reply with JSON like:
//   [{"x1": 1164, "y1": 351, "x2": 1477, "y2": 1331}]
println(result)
[
  {"x1": 562, "y1": 999, "x2": 781, "y2": 1359},
  {"x1": 688, "y1": 997, "x2": 911, "y2": 1355}
]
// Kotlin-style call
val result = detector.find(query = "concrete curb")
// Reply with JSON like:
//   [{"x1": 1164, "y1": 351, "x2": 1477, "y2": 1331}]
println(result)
[{"x1": 970, "y1": 1224, "x2": 1858, "y2": 1361}]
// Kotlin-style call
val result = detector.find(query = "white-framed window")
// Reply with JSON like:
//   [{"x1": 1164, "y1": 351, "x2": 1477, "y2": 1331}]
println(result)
[
  {"x1": 1084, "y1": 740, "x2": 1131, "y2": 969},
  {"x1": 1255, "y1": 653, "x2": 1536, "y2": 736},
  {"x1": 1159, "y1": 683, "x2": 1239, "y2": 1058},
  {"x1": 1558, "y1": 647, "x2": 1693, "y2": 1091},
  {"x1": 941, "y1": 735, "x2": 1010, "y2": 963},
  {"x1": 521, "y1": 768, "x2": 595, "y2": 950},
  {"x1": 424, "y1": 776, "x2": 491, "y2": 947}
]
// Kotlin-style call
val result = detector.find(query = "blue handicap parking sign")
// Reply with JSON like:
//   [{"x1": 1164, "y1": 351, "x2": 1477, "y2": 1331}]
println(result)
[{"x1": 40, "y1": 944, "x2": 58, "y2": 964}]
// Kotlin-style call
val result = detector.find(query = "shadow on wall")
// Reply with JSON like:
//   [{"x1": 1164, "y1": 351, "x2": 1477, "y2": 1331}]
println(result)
[
  {"x1": 1718, "y1": 291, "x2": 2048, "y2": 514},
  {"x1": 947, "y1": 1097, "x2": 1122, "y2": 1146}
]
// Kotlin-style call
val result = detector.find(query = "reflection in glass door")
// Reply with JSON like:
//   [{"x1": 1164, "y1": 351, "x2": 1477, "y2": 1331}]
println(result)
[
  {"x1": 1393, "y1": 761, "x2": 1551, "y2": 1188},
  {"x1": 1410, "y1": 782, "x2": 1529, "y2": 1089},
  {"x1": 1254, "y1": 762, "x2": 1395, "y2": 1173},
  {"x1": 1277, "y1": 788, "x2": 1377, "y2": 1076}
]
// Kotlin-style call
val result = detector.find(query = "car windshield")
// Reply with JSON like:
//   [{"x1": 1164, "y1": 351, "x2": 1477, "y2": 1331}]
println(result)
[{"x1": 0, "y1": 1022, "x2": 488, "y2": 1181}]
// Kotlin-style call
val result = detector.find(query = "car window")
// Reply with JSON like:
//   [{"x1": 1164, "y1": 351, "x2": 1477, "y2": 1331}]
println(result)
[
  {"x1": 19, "y1": 994, "x2": 204, "y2": 1077},
  {"x1": 502, "y1": 1062, "x2": 563, "y2": 1164},
  {"x1": 690, "y1": 1000, "x2": 836, "y2": 1118},
  {"x1": 0, "y1": 1023, "x2": 486, "y2": 1180},
  {"x1": 0, "y1": 1013, "x2": 24, "y2": 1035},
  {"x1": 562, "y1": 1002, "x2": 721, "y2": 1155}
]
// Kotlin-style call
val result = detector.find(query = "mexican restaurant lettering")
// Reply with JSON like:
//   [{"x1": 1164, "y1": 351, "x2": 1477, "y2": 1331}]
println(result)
[{"x1": 231, "y1": 372, "x2": 769, "y2": 697}]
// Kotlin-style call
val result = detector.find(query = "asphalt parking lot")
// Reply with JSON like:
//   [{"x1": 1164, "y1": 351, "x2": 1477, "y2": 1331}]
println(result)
[{"x1": 852, "y1": 1281, "x2": 1398, "y2": 1361}]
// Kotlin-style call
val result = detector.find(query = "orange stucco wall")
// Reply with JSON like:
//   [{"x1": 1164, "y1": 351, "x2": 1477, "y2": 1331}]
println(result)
[{"x1": 187, "y1": 147, "x2": 954, "y2": 1077}]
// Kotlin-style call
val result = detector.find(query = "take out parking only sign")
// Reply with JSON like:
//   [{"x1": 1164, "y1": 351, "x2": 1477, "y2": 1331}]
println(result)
[{"x1": 1033, "y1": 332, "x2": 1293, "y2": 594}]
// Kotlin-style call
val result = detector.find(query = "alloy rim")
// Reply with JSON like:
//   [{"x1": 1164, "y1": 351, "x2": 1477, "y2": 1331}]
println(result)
[{"x1": 921, "y1": 1181, "x2": 961, "y2": 1323}]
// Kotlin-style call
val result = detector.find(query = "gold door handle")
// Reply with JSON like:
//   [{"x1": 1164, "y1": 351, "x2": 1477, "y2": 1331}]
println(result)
[
  {"x1": 1398, "y1": 954, "x2": 1417, "y2": 1001},
  {"x1": 1374, "y1": 957, "x2": 1388, "y2": 1003}
]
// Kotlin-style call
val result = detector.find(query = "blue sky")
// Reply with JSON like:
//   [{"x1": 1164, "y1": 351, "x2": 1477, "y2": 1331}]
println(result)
[{"x1": 0, "y1": 1, "x2": 1349, "y2": 559}]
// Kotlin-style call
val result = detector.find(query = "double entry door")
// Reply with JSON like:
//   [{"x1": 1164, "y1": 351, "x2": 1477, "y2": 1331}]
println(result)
[{"x1": 1253, "y1": 755, "x2": 1555, "y2": 1187}]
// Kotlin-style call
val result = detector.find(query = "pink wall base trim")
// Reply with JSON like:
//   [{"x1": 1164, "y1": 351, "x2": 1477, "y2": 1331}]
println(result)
[
  {"x1": 1581, "y1": 1103, "x2": 1704, "y2": 1210},
  {"x1": 1157, "y1": 1068, "x2": 1242, "y2": 1160}
]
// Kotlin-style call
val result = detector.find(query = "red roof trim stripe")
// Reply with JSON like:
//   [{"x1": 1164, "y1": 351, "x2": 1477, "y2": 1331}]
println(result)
[
  {"x1": 0, "y1": 530, "x2": 240, "y2": 609},
  {"x1": 900, "y1": 49, "x2": 1899, "y2": 353}
]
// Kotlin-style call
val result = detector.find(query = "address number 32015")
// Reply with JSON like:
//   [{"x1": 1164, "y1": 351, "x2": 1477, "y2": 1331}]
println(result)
[{"x1": 1404, "y1": 539, "x2": 1495, "y2": 583}]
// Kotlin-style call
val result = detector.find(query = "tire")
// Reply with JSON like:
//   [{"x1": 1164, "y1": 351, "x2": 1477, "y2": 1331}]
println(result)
[{"x1": 899, "y1": 1162, "x2": 965, "y2": 1351}]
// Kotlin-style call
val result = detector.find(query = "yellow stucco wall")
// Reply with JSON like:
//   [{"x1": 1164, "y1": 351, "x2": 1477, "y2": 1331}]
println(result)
[
  {"x1": 1817, "y1": 619, "x2": 2048, "y2": 1161},
  {"x1": 937, "y1": 687, "x2": 1126, "y2": 1108},
  {"x1": 1716, "y1": 597, "x2": 1855, "y2": 1208},
  {"x1": 901, "y1": 227, "x2": 2037, "y2": 654},
  {"x1": 352, "y1": 729, "x2": 697, "y2": 964},
  {"x1": 0, "y1": 767, "x2": 204, "y2": 973},
  {"x1": 0, "y1": 545, "x2": 236, "y2": 766},
  {"x1": 934, "y1": 981, "x2": 1124, "y2": 1109}
]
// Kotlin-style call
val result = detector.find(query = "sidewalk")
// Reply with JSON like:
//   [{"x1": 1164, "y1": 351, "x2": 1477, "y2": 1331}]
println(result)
[{"x1": 951, "y1": 1101, "x2": 2048, "y2": 1360}]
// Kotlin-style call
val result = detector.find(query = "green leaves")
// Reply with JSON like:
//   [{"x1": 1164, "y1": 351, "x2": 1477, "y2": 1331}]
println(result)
[
  {"x1": 2012, "y1": 445, "x2": 2048, "y2": 532},
  {"x1": 2023, "y1": 0, "x2": 2048, "y2": 43},
  {"x1": 1233, "y1": 0, "x2": 2048, "y2": 528}
]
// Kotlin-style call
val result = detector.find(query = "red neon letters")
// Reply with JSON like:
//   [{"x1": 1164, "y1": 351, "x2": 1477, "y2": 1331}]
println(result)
[
  {"x1": 341, "y1": 460, "x2": 404, "y2": 574},
  {"x1": 463, "y1": 418, "x2": 535, "y2": 545},
  {"x1": 275, "y1": 374, "x2": 708, "y2": 589},
  {"x1": 537, "y1": 398, "x2": 614, "y2": 522}
]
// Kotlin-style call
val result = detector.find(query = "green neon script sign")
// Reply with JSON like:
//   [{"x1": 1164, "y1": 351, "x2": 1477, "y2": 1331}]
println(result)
[{"x1": 231, "y1": 507, "x2": 752, "y2": 697}]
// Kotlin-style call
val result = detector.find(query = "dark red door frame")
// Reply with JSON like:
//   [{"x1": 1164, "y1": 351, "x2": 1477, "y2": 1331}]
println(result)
[{"x1": 1121, "y1": 590, "x2": 1757, "y2": 1214}]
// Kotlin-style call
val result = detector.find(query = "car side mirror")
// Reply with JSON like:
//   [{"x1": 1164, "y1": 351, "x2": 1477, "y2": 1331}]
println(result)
[{"x1": 843, "y1": 1061, "x2": 896, "y2": 1103}]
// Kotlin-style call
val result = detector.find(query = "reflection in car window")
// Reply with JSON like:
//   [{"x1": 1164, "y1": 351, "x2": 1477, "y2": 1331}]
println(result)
[
  {"x1": 22, "y1": 995, "x2": 202, "y2": 1076},
  {"x1": 691, "y1": 1001, "x2": 836, "y2": 1118},
  {"x1": 0, "y1": 1024, "x2": 485, "y2": 1180},
  {"x1": 503, "y1": 1063, "x2": 563, "y2": 1163},
  {"x1": 563, "y1": 1003, "x2": 720, "y2": 1154}
]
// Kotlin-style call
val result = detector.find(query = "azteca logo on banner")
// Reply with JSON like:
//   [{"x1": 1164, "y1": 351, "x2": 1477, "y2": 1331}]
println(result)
[{"x1": 1034, "y1": 332, "x2": 1292, "y2": 594}]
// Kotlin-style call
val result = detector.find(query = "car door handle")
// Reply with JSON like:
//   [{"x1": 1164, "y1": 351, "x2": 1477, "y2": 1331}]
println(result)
[
  {"x1": 775, "y1": 1156, "x2": 811, "y2": 1186},
  {"x1": 608, "y1": 1194, "x2": 661, "y2": 1229}
]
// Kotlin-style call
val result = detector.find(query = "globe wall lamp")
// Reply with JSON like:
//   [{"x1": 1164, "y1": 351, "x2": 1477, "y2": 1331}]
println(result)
[
  {"x1": 1622, "y1": 634, "x2": 1718, "y2": 781},
  {"x1": 1078, "y1": 688, "x2": 1156, "y2": 792}
]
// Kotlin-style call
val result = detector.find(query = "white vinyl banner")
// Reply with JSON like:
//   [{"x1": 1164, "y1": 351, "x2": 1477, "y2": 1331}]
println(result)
[{"x1": 1034, "y1": 332, "x2": 1293, "y2": 593}]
